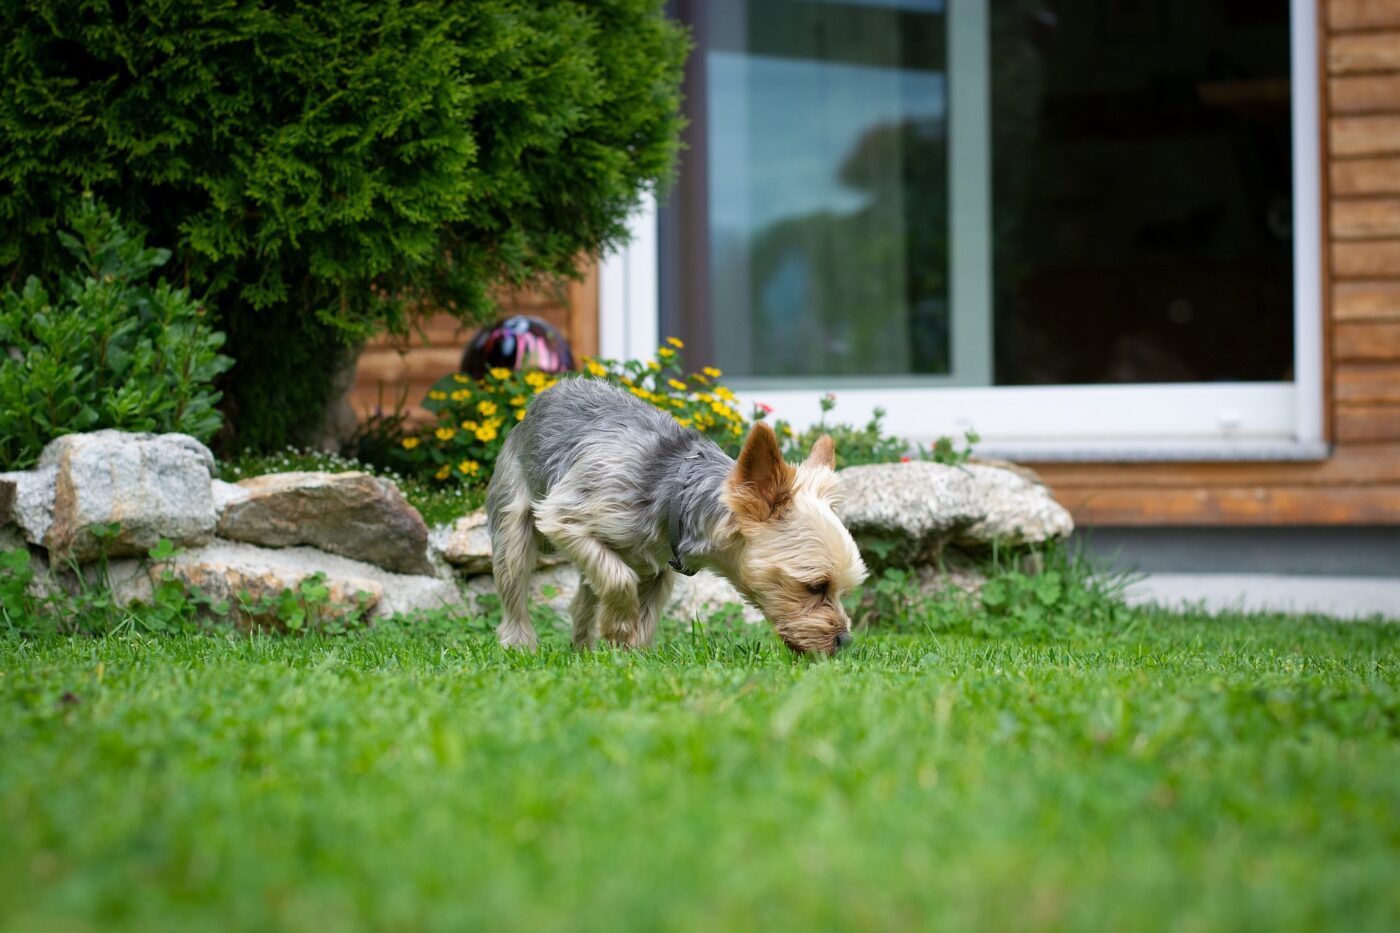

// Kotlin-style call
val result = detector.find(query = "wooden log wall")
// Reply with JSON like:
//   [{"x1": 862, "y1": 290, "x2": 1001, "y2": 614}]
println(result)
[
  {"x1": 1032, "y1": 0, "x2": 1400, "y2": 526},
  {"x1": 349, "y1": 266, "x2": 598, "y2": 424}
]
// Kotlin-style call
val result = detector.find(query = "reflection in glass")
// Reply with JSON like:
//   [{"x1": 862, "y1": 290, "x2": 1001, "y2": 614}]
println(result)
[{"x1": 671, "y1": 0, "x2": 949, "y2": 378}]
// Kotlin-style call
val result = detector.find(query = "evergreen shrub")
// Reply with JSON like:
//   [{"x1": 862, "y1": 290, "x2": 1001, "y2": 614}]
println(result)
[{"x1": 1, "y1": 1, "x2": 688, "y2": 450}]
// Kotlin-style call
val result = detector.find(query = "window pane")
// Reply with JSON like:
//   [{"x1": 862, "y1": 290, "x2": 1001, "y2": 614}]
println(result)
[
  {"x1": 991, "y1": 0, "x2": 1294, "y2": 385},
  {"x1": 673, "y1": 0, "x2": 950, "y2": 378}
]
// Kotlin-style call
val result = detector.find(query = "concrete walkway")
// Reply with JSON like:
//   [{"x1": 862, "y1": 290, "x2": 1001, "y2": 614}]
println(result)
[{"x1": 1124, "y1": 573, "x2": 1400, "y2": 621}]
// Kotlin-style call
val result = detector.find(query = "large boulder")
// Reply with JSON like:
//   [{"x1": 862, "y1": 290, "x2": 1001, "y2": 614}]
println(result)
[
  {"x1": 835, "y1": 461, "x2": 1073, "y2": 568},
  {"x1": 217, "y1": 471, "x2": 433, "y2": 576},
  {"x1": 36, "y1": 432, "x2": 217, "y2": 562},
  {"x1": 108, "y1": 539, "x2": 465, "y2": 627}
]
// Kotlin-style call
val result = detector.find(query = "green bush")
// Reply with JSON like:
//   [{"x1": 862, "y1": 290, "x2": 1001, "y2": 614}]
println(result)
[
  {"x1": 1, "y1": 1, "x2": 689, "y2": 451},
  {"x1": 0, "y1": 196, "x2": 232, "y2": 469}
]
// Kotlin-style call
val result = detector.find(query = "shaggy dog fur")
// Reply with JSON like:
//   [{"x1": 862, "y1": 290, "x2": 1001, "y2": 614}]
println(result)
[{"x1": 486, "y1": 378, "x2": 867, "y2": 654}]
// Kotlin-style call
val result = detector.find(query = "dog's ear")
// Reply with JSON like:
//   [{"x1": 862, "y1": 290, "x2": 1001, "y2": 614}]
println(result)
[
  {"x1": 805, "y1": 435, "x2": 835, "y2": 471},
  {"x1": 729, "y1": 422, "x2": 796, "y2": 523}
]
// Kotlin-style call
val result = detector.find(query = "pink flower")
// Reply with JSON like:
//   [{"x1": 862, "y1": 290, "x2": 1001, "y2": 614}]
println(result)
[
  {"x1": 756, "y1": 402, "x2": 773, "y2": 414},
  {"x1": 900, "y1": 456, "x2": 911, "y2": 463}
]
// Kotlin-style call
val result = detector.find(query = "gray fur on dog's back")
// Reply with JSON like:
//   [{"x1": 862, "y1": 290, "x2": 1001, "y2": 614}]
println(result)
[{"x1": 490, "y1": 377, "x2": 733, "y2": 568}]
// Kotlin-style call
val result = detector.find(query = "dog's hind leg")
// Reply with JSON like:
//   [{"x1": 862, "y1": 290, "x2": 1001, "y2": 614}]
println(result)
[
  {"x1": 486, "y1": 448, "x2": 538, "y2": 650},
  {"x1": 570, "y1": 581, "x2": 599, "y2": 649}
]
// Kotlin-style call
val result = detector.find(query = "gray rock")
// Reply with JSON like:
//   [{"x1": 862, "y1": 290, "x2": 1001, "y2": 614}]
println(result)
[
  {"x1": 217, "y1": 471, "x2": 433, "y2": 576},
  {"x1": 211, "y1": 479, "x2": 251, "y2": 514},
  {"x1": 0, "y1": 465, "x2": 57, "y2": 545},
  {"x1": 40, "y1": 432, "x2": 217, "y2": 562},
  {"x1": 110, "y1": 539, "x2": 465, "y2": 626},
  {"x1": 835, "y1": 461, "x2": 1072, "y2": 567},
  {"x1": 435, "y1": 508, "x2": 566, "y2": 574}
]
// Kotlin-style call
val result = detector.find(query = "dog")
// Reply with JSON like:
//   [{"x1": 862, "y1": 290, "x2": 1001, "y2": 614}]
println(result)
[{"x1": 486, "y1": 377, "x2": 868, "y2": 654}]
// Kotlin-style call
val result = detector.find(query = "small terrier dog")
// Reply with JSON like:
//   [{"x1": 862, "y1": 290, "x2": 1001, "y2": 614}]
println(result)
[{"x1": 487, "y1": 377, "x2": 868, "y2": 654}]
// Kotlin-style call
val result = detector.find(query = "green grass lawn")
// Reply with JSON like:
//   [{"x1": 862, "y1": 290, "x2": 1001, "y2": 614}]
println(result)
[{"x1": 1, "y1": 605, "x2": 1396, "y2": 932}]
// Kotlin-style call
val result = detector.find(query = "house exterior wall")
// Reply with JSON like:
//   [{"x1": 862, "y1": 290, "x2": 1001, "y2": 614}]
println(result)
[
  {"x1": 349, "y1": 1, "x2": 1399, "y2": 527},
  {"x1": 1033, "y1": 0, "x2": 1400, "y2": 526}
]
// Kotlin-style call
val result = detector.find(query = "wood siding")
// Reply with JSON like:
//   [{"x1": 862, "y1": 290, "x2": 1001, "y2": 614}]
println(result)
[
  {"x1": 348, "y1": 266, "x2": 598, "y2": 424},
  {"x1": 1036, "y1": 1, "x2": 1400, "y2": 525}
]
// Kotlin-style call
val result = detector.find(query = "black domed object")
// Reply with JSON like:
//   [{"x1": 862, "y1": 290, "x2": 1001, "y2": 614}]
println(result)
[{"x1": 460, "y1": 315, "x2": 575, "y2": 378}]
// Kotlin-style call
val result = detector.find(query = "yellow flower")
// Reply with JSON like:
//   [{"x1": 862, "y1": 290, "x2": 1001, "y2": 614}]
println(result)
[
  {"x1": 677, "y1": 418, "x2": 692, "y2": 428},
  {"x1": 669, "y1": 398, "x2": 685, "y2": 409},
  {"x1": 485, "y1": 417, "x2": 503, "y2": 430},
  {"x1": 458, "y1": 459, "x2": 480, "y2": 476},
  {"x1": 461, "y1": 419, "x2": 479, "y2": 431},
  {"x1": 428, "y1": 390, "x2": 447, "y2": 401},
  {"x1": 703, "y1": 366, "x2": 722, "y2": 378},
  {"x1": 667, "y1": 378, "x2": 687, "y2": 392},
  {"x1": 477, "y1": 400, "x2": 498, "y2": 416},
  {"x1": 525, "y1": 371, "x2": 546, "y2": 389},
  {"x1": 697, "y1": 392, "x2": 714, "y2": 404},
  {"x1": 541, "y1": 379, "x2": 557, "y2": 390},
  {"x1": 714, "y1": 386, "x2": 736, "y2": 402},
  {"x1": 657, "y1": 347, "x2": 675, "y2": 360},
  {"x1": 475, "y1": 425, "x2": 497, "y2": 442},
  {"x1": 401, "y1": 436, "x2": 420, "y2": 450},
  {"x1": 509, "y1": 395, "x2": 527, "y2": 406},
  {"x1": 621, "y1": 376, "x2": 635, "y2": 386},
  {"x1": 450, "y1": 389, "x2": 469, "y2": 402},
  {"x1": 781, "y1": 424, "x2": 794, "y2": 436},
  {"x1": 435, "y1": 427, "x2": 456, "y2": 441},
  {"x1": 692, "y1": 373, "x2": 709, "y2": 385},
  {"x1": 452, "y1": 373, "x2": 470, "y2": 384},
  {"x1": 710, "y1": 401, "x2": 731, "y2": 418},
  {"x1": 435, "y1": 465, "x2": 452, "y2": 480},
  {"x1": 665, "y1": 336, "x2": 684, "y2": 348},
  {"x1": 730, "y1": 424, "x2": 742, "y2": 437},
  {"x1": 516, "y1": 408, "x2": 526, "y2": 421},
  {"x1": 646, "y1": 360, "x2": 661, "y2": 372},
  {"x1": 586, "y1": 360, "x2": 608, "y2": 377},
  {"x1": 489, "y1": 367, "x2": 512, "y2": 381}
]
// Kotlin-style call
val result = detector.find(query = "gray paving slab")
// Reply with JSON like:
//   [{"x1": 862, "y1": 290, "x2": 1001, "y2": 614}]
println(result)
[{"x1": 1124, "y1": 573, "x2": 1400, "y2": 621}]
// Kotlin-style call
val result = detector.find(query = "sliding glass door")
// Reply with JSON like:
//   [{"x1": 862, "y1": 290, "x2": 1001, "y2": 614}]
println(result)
[{"x1": 638, "y1": 0, "x2": 1320, "y2": 456}]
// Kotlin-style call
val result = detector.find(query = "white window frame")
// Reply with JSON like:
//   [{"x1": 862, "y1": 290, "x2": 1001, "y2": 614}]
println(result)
[{"x1": 601, "y1": 0, "x2": 1324, "y2": 462}]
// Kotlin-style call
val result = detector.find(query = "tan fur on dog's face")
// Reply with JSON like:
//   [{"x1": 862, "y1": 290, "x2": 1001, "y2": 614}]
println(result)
[{"x1": 725, "y1": 427, "x2": 868, "y2": 655}]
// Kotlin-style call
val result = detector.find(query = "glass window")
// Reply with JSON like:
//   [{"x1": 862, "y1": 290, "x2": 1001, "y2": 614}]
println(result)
[{"x1": 661, "y1": 0, "x2": 1293, "y2": 387}]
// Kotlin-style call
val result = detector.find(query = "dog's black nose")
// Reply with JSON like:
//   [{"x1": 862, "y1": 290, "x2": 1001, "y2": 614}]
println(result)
[{"x1": 835, "y1": 631, "x2": 853, "y2": 652}]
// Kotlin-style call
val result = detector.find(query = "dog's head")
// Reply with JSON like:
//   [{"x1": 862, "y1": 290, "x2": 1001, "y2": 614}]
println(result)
[{"x1": 724, "y1": 423, "x2": 868, "y2": 655}]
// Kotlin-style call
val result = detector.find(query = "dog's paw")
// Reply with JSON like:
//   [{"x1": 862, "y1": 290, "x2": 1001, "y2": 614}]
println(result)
[{"x1": 497, "y1": 627, "x2": 539, "y2": 651}]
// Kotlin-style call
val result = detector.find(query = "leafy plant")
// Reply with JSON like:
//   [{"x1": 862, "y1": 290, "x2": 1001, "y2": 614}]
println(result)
[
  {"x1": 0, "y1": 196, "x2": 233, "y2": 469},
  {"x1": 1, "y1": 1, "x2": 689, "y2": 451}
]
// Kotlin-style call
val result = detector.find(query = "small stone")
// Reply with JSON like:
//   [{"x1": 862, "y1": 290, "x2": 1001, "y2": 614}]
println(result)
[{"x1": 435, "y1": 508, "x2": 566, "y2": 574}]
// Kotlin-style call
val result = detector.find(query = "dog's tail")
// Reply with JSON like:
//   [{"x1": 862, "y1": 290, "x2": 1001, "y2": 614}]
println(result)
[{"x1": 486, "y1": 444, "x2": 538, "y2": 650}]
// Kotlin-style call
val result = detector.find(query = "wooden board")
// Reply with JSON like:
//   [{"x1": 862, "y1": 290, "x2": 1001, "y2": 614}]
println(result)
[
  {"x1": 1332, "y1": 238, "x2": 1400, "y2": 275},
  {"x1": 1335, "y1": 363, "x2": 1400, "y2": 402},
  {"x1": 1334, "y1": 320, "x2": 1400, "y2": 358},
  {"x1": 1332, "y1": 197, "x2": 1400, "y2": 237},
  {"x1": 1331, "y1": 115, "x2": 1400, "y2": 156},
  {"x1": 1329, "y1": 32, "x2": 1400, "y2": 73},
  {"x1": 1051, "y1": 485, "x2": 1400, "y2": 526},
  {"x1": 1331, "y1": 73, "x2": 1400, "y2": 113},
  {"x1": 1333, "y1": 279, "x2": 1400, "y2": 319},
  {"x1": 1329, "y1": 0, "x2": 1400, "y2": 31},
  {"x1": 1332, "y1": 157, "x2": 1400, "y2": 195},
  {"x1": 1336, "y1": 403, "x2": 1400, "y2": 440}
]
